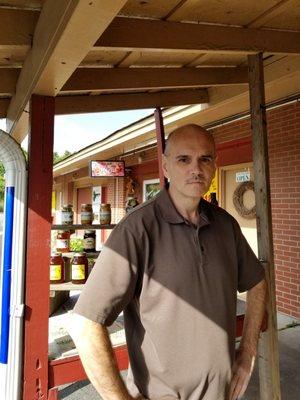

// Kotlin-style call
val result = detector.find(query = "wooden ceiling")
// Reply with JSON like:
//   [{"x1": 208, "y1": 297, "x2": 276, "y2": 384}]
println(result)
[{"x1": 0, "y1": 0, "x2": 299, "y2": 142}]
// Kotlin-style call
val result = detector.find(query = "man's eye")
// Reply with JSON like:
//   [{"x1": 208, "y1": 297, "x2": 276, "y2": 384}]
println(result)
[
  {"x1": 201, "y1": 157, "x2": 212, "y2": 164},
  {"x1": 178, "y1": 158, "x2": 189, "y2": 163}
]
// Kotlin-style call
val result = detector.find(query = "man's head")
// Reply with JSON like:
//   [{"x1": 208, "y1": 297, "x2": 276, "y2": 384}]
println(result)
[{"x1": 162, "y1": 124, "x2": 216, "y2": 200}]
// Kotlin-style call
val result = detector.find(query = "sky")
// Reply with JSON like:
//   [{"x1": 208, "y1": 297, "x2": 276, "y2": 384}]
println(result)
[{"x1": 0, "y1": 108, "x2": 153, "y2": 155}]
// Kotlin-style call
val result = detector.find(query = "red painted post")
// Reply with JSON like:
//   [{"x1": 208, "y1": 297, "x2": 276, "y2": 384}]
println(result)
[
  {"x1": 154, "y1": 107, "x2": 168, "y2": 189},
  {"x1": 23, "y1": 95, "x2": 55, "y2": 400}
]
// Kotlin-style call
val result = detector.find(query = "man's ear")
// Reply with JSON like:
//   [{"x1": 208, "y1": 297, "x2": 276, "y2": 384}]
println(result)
[{"x1": 162, "y1": 155, "x2": 169, "y2": 179}]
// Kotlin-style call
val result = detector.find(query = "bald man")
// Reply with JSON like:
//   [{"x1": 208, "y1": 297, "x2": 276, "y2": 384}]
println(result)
[{"x1": 70, "y1": 124, "x2": 266, "y2": 400}]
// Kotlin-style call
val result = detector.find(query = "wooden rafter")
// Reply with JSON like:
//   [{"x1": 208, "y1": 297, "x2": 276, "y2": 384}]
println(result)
[
  {"x1": 62, "y1": 67, "x2": 248, "y2": 93},
  {"x1": 0, "y1": 69, "x2": 19, "y2": 94},
  {"x1": 96, "y1": 17, "x2": 300, "y2": 55},
  {"x1": 6, "y1": 0, "x2": 128, "y2": 142},
  {"x1": 0, "y1": 98, "x2": 9, "y2": 118},
  {"x1": 0, "y1": 8, "x2": 38, "y2": 46},
  {"x1": 246, "y1": 0, "x2": 297, "y2": 28},
  {"x1": 55, "y1": 89, "x2": 209, "y2": 115}
]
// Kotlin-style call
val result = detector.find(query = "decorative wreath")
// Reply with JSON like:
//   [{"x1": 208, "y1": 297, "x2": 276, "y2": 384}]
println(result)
[{"x1": 233, "y1": 180, "x2": 256, "y2": 219}]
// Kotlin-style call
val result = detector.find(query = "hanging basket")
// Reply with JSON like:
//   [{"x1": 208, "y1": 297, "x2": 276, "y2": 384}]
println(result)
[{"x1": 233, "y1": 180, "x2": 256, "y2": 219}]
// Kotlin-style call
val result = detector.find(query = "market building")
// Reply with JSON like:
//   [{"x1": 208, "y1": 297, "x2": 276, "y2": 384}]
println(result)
[{"x1": 53, "y1": 99, "x2": 300, "y2": 319}]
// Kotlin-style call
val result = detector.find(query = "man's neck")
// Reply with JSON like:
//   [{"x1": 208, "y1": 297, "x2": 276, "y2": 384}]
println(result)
[{"x1": 168, "y1": 186, "x2": 201, "y2": 225}]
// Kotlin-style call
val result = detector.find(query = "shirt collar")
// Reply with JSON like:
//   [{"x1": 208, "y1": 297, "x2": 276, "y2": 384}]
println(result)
[{"x1": 155, "y1": 187, "x2": 213, "y2": 226}]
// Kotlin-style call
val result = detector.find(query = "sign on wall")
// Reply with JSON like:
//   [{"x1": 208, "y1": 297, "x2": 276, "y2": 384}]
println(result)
[
  {"x1": 236, "y1": 171, "x2": 251, "y2": 183},
  {"x1": 90, "y1": 161, "x2": 125, "y2": 177}
]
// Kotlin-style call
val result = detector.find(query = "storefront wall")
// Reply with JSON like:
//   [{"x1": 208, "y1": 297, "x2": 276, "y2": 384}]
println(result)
[{"x1": 127, "y1": 102, "x2": 300, "y2": 318}]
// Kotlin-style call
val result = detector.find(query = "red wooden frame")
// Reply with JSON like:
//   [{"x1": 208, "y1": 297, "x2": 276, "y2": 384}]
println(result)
[
  {"x1": 21, "y1": 100, "x2": 267, "y2": 400},
  {"x1": 23, "y1": 95, "x2": 55, "y2": 400},
  {"x1": 154, "y1": 107, "x2": 168, "y2": 188}
]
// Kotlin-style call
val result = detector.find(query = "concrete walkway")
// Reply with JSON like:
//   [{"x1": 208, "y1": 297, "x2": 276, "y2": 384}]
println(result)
[{"x1": 58, "y1": 314, "x2": 300, "y2": 400}]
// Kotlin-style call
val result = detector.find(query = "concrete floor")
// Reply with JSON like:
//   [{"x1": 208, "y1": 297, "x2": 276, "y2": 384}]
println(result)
[{"x1": 58, "y1": 317, "x2": 300, "y2": 400}]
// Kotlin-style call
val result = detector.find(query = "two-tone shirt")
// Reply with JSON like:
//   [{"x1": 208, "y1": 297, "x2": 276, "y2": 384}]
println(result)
[{"x1": 74, "y1": 188, "x2": 264, "y2": 400}]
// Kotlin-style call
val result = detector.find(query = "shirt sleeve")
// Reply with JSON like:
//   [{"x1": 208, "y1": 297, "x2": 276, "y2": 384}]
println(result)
[
  {"x1": 232, "y1": 217, "x2": 265, "y2": 293},
  {"x1": 73, "y1": 222, "x2": 141, "y2": 326}
]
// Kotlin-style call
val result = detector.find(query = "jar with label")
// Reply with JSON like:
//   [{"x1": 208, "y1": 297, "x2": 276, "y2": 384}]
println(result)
[
  {"x1": 100, "y1": 203, "x2": 111, "y2": 225},
  {"x1": 50, "y1": 252, "x2": 64, "y2": 284},
  {"x1": 83, "y1": 230, "x2": 96, "y2": 253},
  {"x1": 61, "y1": 204, "x2": 73, "y2": 225},
  {"x1": 81, "y1": 204, "x2": 93, "y2": 225},
  {"x1": 56, "y1": 230, "x2": 70, "y2": 253},
  {"x1": 71, "y1": 252, "x2": 88, "y2": 284}
]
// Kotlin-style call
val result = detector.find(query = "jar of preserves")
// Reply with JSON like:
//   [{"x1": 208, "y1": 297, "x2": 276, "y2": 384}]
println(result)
[
  {"x1": 61, "y1": 204, "x2": 73, "y2": 225},
  {"x1": 71, "y1": 252, "x2": 88, "y2": 284},
  {"x1": 100, "y1": 203, "x2": 111, "y2": 225},
  {"x1": 56, "y1": 230, "x2": 70, "y2": 253},
  {"x1": 50, "y1": 252, "x2": 65, "y2": 284},
  {"x1": 83, "y1": 230, "x2": 96, "y2": 253},
  {"x1": 81, "y1": 204, "x2": 93, "y2": 225}
]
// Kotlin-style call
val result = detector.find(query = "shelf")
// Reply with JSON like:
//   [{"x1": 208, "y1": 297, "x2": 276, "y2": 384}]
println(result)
[
  {"x1": 51, "y1": 224, "x2": 116, "y2": 230},
  {"x1": 50, "y1": 282, "x2": 85, "y2": 292},
  {"x1": 61, "y1": 251, "x2": 100, "y2": 259}
]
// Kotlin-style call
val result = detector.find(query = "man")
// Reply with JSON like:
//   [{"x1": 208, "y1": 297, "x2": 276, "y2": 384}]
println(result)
[{"x1": 70, "y1": 124, "x2": 266, "y2": 400}]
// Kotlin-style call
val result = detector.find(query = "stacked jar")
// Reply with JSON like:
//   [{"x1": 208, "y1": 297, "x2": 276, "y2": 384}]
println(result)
[
  {"x1": 61, "y1": 204, "x2": 73, "y2": 225},
  {"x1": 81, "y1": 204, "x2": 93, "y2": 225},
  {"x1": 71, "y1": 252, "x2": 88, "y2": 284},
  {"x1": 50, "y1": 252, "x2": 65, "y2": 284},
  {"x1": 100, "y1": 203, "x2": 111, "y2": 225},
  {"x1": 56, "y1": 230, "x2": 70, "y2": 253},
  {"x1": 83, "y1": 230, "x2": 96, "y2": 253}
]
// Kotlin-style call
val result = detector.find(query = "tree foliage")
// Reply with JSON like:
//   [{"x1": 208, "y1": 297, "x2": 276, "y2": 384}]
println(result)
[
  {"x1": 53, "y1": 150, "x2": 73, "y2": 164},
  {"x1": 0, "y1": 150, "x2": 72, "y2": 211}
]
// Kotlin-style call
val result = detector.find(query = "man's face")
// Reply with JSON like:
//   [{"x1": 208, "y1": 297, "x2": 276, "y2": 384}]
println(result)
[{"x1": 162, "y1": 129, "x2": 216, "y2": 199}]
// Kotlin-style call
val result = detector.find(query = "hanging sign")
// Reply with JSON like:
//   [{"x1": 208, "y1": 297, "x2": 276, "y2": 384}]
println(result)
[
  {"x1": 236, "y1": 171, "x2": 250, "y2": 183},
  {"x1": 90, "y1": 161, "x2": 125, "y2": 177}
]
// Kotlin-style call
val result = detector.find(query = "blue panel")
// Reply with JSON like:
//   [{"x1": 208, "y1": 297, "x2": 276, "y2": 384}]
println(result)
[{"x1": 0, "y1": 186, "x2": 15, "y2": 364}]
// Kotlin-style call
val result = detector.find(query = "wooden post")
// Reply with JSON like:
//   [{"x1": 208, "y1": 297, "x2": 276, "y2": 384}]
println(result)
[
  {"x1": 154, "y1": 107, "x2": 168, "y2": 189},
  {"x1": 23, "y1": 95, "x2": 55, "y2": 400},
  {"x1": 248, "y1": 53, "x2": 281, "y2": 400}
]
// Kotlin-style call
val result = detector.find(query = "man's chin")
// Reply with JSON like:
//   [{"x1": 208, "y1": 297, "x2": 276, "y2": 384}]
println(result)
[{"x1": 185, "y1": 185, "x2": 207, "y2": 198}]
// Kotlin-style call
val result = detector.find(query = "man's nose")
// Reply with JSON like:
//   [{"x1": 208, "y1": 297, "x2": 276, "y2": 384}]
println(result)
[{"x1": 191, "y1": 160, "x2": 203, "y2": 174}]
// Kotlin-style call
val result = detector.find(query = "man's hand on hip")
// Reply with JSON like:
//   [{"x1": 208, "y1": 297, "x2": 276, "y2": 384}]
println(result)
[{"x1": 228, "y1": 349, "x2": 255, "y2": 400}]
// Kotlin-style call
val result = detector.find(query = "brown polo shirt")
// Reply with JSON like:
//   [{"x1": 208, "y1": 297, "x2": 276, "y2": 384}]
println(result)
[{"x1": 74, "y1": 188, "x2": 264, "y2": 400}]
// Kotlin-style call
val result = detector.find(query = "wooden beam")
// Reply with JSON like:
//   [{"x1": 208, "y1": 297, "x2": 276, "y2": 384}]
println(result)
[
  {"x1": 96, "y1": 17, "x2": 300, "y2": 55},
  {"x1": 6, "y1": 0, "x2": 128, "y2": 142},
  {"x1": 0, "y1": 98, "x2": 9, "y2": 118},
  {"x1": 55, "y1": 89, "x2": 209, "y2": 114},
  {"x1": 23, "y1": 95, "x2": 55, "y2": 400},
  {"x1": 248, "y1": 53, "x2": 281, "y2": 400},
  {"x1": 0, "y1": 69, "x2": 19, "y2": 95},
  {"x1": 154, "y1": 107, "x2": 168, "y2": 189},
  {"x1": 247, "y1": 0, "x2": 297, "y2": 28},
  {"x1": 62, "y1": 67, "x2": 248, "y2": 92},
  {"x1": 0, "y1": 8, "x2": 38, "y2": 46}
]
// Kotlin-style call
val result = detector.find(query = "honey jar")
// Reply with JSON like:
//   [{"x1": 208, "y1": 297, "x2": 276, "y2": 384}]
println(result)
[
  {"x1": 81, "y1": 204, "x2": 93, "y2": 225},
  {"x1": 83, "y1": 230, "x2": 96, "y2": 253},
  {"x1": 100, "y1": 203, "x2": 111, "y2": 225},
  {"x1": 50, "y1": 252, "x2": 64, "y2": 284},
  {"x1": 56, "y1": 230, "x2": 70, "y2": 253},
  {"x1": 71, "y1": 252, "x2": 88, "y2": 284},
  {"x1": 61, "y1": 204, "x2": 73, "y2": 225}
]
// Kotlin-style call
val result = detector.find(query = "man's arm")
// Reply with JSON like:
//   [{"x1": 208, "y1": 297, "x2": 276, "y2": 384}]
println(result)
[
  {"x1": 68, "y1": 313, "x2": 135, "y2": 400},
  {"x1": 229, "y1": 278, "x2": 267, "y2": 400}
]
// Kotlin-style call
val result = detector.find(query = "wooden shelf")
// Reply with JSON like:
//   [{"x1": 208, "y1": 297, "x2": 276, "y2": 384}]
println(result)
[
  {"x1": 51, "y1": 224, "x2": 116, "y2": 230},
  {"x1": 50, "y1": 282, "x2": 85, "y2": 292},
  {"x1": 61, "y1": 251, "x2": 100, "y2": 259}
]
